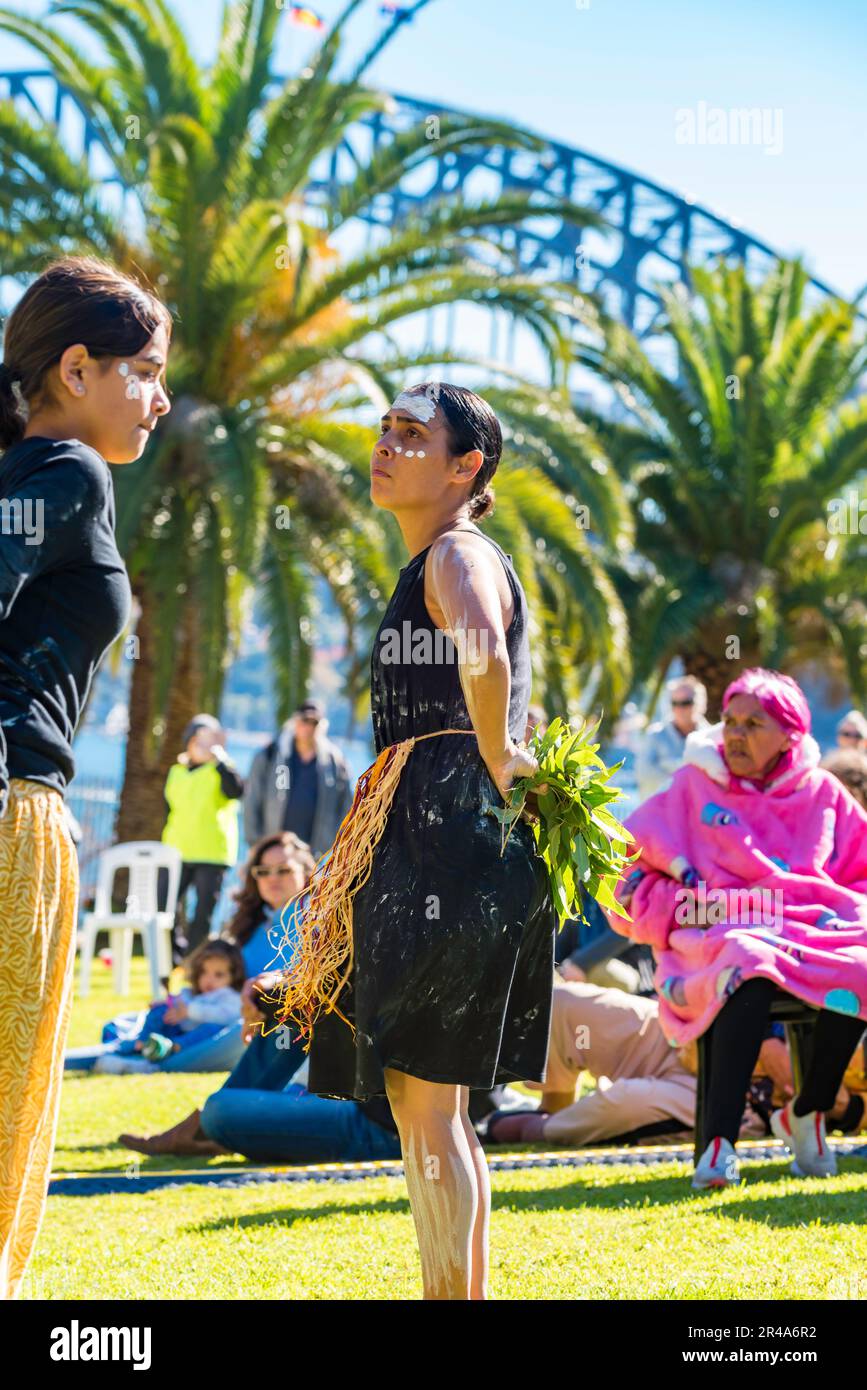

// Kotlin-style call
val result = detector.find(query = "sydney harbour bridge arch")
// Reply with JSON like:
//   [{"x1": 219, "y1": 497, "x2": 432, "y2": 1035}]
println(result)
[{"x1": 0, "y1": 68, "x2": 850, "y2": 360}]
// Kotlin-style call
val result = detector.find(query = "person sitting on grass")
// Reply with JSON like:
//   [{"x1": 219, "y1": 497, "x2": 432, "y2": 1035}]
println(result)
[
  {"x1": 485, "y1": 977, "x2": 780, "y2": 1148},
  {"x1": 65, "y1": 940, "x2": 245, "y2": 1073},
  {"x1": 117, "y1": 968, "x2": 527, "y2": 1161},
  {"x1": 67, "y1": 835, "x2": 313, "y2": 1075}
]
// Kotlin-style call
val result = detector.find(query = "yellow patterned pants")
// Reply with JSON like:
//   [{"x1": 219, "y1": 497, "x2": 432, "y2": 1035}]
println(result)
[{"x1": 0, "y1": 779, "x2": 78, "y2": 1300}]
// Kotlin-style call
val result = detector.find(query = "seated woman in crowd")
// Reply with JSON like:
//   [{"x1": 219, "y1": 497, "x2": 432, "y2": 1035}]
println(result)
[
  {"x1": 118, "y1": 962, "x2": 403, "y2": 1160},
  {"x1": 221, "y1": 830, "x2": 314, "y2": 976},
  {"x1": 606, "y1": 668, "x2": 867, "y2": 1190},
  {"x1": 66, "y1": 940, "x2": 245, "y2": 1073},
  {"x1": 117, "y1": 958, "x2": 520, "y2": 1161}
]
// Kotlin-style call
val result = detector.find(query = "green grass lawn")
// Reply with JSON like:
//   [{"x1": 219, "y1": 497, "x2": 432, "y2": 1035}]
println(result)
[{"x1": 25, "y1": 957, "x2": 867, "y2": 1300}]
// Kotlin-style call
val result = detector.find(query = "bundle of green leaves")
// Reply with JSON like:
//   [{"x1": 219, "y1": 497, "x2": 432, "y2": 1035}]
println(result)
[{"x1": 490, "y1": 716, "x2": 636, "y2": 929}]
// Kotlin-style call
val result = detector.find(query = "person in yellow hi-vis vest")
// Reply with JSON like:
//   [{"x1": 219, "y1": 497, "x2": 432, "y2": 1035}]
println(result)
[{"x1": 162, "y1": 715, "x2": 244, "y2": 961}]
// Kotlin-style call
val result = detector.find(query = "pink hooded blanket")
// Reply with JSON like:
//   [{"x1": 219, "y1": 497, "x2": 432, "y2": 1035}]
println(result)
[{"x1": 608, "y1": 725, "x2": 867, "y2": 1045}]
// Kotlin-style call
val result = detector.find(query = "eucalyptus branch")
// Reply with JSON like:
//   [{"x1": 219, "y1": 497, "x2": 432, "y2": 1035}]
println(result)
[{"x1": 488, "y1": 716, "x2": 636, "y2": 928}]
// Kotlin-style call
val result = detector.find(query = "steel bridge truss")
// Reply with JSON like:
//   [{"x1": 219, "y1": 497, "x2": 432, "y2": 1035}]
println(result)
[{"x1": 0, "y1": 69, "x2": 846, "y2": 343}]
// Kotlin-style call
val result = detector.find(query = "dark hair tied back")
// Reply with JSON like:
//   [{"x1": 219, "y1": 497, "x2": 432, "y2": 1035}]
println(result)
[{"x1": 409, "y1": 382, "x2": 502, "y2": 521}]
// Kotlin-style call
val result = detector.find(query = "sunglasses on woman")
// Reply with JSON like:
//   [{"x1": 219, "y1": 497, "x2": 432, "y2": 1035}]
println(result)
[{"x1": 251, "y1": 864, "x2": 296, "y2": 880}]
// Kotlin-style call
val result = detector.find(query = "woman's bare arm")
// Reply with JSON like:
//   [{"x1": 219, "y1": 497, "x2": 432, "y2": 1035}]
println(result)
[{"x1": 427, "y1": 531, "x2": 538, "y2": 801}]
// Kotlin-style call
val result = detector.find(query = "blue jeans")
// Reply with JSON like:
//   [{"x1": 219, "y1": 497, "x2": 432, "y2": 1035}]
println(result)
[
  {"x1": 220, "y1": 1024, "x2": 306, "y2": 1091},
  {"x1": 200, "y1": 1029, "x2": 402, "y2": 1163},
  {"x1": 65, "y1": 1020, "x2": 245, "y2": 1073},
  {"x1": 201, "y1": 1088, "x2": 402, "y2": 1162}
]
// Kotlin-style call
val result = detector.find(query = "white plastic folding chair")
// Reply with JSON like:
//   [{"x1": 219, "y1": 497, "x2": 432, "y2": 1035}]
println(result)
[{"x1": 78, "y1": 841, "x2": 183, "y2": 998}]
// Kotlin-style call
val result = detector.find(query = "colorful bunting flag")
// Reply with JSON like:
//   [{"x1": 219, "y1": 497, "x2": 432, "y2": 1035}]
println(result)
[{"x1": 290, "y1": 5, "x2": 325, "y2": 30}]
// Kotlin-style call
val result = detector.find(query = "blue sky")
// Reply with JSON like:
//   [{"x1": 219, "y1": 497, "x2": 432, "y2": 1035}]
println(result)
[{"x1": 5, "y1": 0, "x2": 866, "y2": 295}]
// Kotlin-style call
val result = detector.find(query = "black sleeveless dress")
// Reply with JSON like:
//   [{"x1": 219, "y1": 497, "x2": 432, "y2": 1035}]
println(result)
[{"x1": 307, "y1": 527, "x2": 556, "y2": 1100}]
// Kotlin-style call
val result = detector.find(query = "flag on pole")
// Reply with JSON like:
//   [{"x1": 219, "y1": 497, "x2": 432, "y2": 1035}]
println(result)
[{"x1": 290, "y1": 5, "x2": 325, "y2": 29}]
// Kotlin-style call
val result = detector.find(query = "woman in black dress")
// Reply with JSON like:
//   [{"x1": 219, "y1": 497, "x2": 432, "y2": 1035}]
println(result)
[{"x1": 308, "y1": 383, "x2": 556, "y2": 1299}]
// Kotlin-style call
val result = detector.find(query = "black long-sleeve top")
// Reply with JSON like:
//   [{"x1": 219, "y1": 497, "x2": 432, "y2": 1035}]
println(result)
[{"x1": 0, "y1": 436, "x2": 131, "y2": 816}]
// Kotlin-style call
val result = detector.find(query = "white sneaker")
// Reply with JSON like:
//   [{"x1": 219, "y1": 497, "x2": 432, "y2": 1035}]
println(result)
[
  {"x1": 771, "y1": 1102, "x2": 837, "y2": 1178},
  {"x1": 691, "y1": 1136, "x2": 740, "y2": 1190}
]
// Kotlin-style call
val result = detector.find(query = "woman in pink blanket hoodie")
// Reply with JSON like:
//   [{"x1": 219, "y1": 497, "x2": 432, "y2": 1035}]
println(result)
[{"x1": 610, "y1": 668, "x2": 867, "y2": 1190}]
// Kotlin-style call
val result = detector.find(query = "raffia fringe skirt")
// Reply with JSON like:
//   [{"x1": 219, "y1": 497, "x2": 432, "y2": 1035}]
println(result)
[{"x1": 0, "y1": 780, "x2": 78, "y2": 1299}]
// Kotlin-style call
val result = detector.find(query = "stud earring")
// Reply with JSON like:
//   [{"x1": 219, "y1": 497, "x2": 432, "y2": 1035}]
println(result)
[{"x1": 76, "y1": 385, "x2": 85, "y2": 395}]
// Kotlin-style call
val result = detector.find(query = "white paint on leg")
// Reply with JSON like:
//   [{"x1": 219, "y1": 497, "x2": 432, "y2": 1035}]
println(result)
[{"x1": 403, "y1": 1120, "x2": 473, "y2": 1299}]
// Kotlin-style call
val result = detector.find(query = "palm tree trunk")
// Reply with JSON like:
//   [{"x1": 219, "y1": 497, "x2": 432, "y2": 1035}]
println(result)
[{"x1": 114, "y1": 582, "x2": 202, "y2": 843}]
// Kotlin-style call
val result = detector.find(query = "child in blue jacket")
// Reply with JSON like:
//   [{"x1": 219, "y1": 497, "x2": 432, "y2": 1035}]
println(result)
[{"x1": 66, "y1": 941, "x2": 245, "y2": 1073}]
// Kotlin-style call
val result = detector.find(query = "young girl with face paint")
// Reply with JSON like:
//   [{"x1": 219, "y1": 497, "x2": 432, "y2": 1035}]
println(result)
[
  {"x1": 0, "y1": 256, "x2": 171, "y2": 1297},
  {"x1": 307, "y1": 382, "x2": 556, "y2": 1299}
]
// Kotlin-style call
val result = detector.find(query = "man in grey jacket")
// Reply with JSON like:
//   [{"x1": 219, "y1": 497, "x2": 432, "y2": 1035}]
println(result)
[{"x1": 243, "y1": 700, "x2": 354, "y2": 860}]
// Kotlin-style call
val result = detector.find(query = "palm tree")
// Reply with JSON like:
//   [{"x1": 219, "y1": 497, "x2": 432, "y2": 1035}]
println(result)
[
  {"x1": 0, "y1": 0, "x2": 620, "y2": 837},
  {"x1": 581, "y1": 258, "x2": 867, "y2": 716}
]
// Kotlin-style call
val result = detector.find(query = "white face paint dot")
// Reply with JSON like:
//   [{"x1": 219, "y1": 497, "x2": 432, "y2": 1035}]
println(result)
[
  {"x1": 118, "y1": 362, "x2": 129, "y2": 376},
  {"x1": 394, "y1": 445, "x2": 402, "y2": 454},
  {"x1": 416, "y1": 450, "x2": 426, "y2": 459},
  {"x1": 405, "y1": 450, "x2": 415, "y2": 458}
]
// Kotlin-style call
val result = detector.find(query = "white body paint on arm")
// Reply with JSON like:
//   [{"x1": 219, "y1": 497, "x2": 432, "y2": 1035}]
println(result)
[{"x1": 428, "y1": 531, "x2": 513, "y2": 766}]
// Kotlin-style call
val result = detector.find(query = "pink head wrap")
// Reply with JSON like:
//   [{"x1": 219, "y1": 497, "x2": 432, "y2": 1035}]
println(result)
[
  {"x1": 720, "y1": 668, "x2": 812, "y2": 786},
  {"x1": 722, "y1": 668, "x2": 812, "y2": 741}
]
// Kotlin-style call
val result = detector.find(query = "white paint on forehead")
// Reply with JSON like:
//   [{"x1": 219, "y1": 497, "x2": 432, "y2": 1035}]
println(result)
[{"x1": 392, "y1": 390, "x2": 437, "y2": 423}]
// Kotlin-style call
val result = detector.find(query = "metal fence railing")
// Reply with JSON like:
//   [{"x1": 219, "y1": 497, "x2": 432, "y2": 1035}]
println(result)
[{"x1": 67, "y1": 778, "x2": 120, "y2": 911}]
